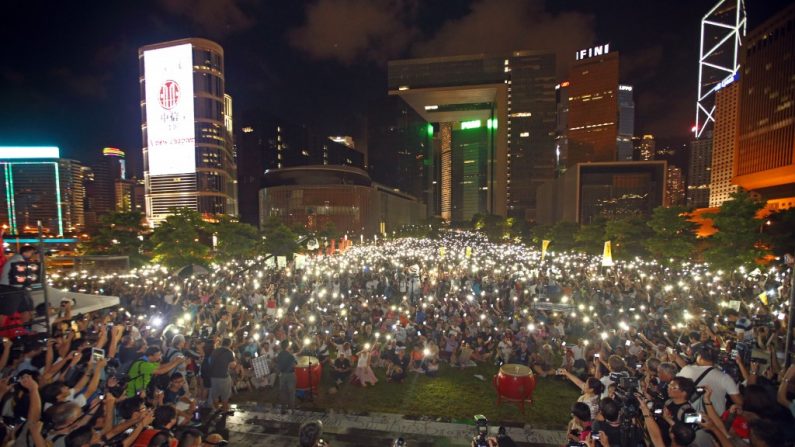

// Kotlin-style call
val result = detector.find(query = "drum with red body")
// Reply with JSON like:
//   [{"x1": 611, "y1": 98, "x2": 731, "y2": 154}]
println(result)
[
  {"x1": 295, "y1": 356, "x2": 322, "y2": 393},
  {"x1": 493, "y1": 363, "x2": 535, "y2": 413}
]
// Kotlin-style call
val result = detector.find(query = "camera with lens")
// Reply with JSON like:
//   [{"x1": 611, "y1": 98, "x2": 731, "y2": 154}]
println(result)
[{"x1": 472, "y1": 414, "x2": 490, "y2": 447}]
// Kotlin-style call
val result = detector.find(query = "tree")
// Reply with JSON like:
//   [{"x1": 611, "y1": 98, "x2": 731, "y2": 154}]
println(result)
[
  {"x1": 767, "y1": 207, "x2": 795, "y2": 256},
  {"x1": 150, "y1": 208, "x2": 210, "y2": 268},
  {"x1": 262, "y1": 220, "x2": 300, "y2": 258},
  {"x1": 213, "y1": 216, "x2": 261, "y2": 261},
  {"x1": 644, "y1": 206, "x2": 698, "y2": 263},
  {"x1": 575, "y1": 218, "x2": 606, "y2": 254},
  {"x1": 703, "y1": 189, "x2": 769, "y2": 272},
  {"x1": 604, "y1": 215, "x2": 653, "y2": 259},
  {"x1": 80, "y1": 211, "x2": 149, "y2": 266},
  {"x1": 545, "y1": 221, "x2": 579, "y2": 251},
  {"x1": 528, "y1": 223, "x2": 553, "y2": 245}
]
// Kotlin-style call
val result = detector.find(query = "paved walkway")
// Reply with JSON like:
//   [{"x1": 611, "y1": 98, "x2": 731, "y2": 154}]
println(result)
[{"x1": 226, "y1": 402, "x2": 566, "y2": 446}]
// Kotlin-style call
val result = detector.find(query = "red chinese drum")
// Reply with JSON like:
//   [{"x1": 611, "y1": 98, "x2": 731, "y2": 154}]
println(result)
[
  {"x1": 493, "y1": 364, "x2": 535, "y2": 413},
  {"x1": 295, "y1": 356, "x2": 322, "y2": 393}
]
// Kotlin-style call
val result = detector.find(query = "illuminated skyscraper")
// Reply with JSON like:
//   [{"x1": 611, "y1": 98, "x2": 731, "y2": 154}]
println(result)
[
  {"x1": 0, "y1": 147, "x2": 84, "y2": 235},
  {"x1": 688, "y1": 135, "x2": 712, "y2": 208},
  {"x1": 389, "y1": 51, "x2": 557, "y2": 221},
  {"x1": 667, "y1": 165, "x2": 686, "y2": 206},
  {"x1": 733, "y1": 4, "x2": 795, "y2": 210},
  {"x1": 708, "y1": 78, "x2": 740, "y2": 207},
  {"x1": 638, "y1": 135, "x2": 656, "y2": 161},
  {"x1": 617, "y1": 85, "x2": 635, "y2": 161},
  {"x1": 85, "y1": 147, "x2": 127, "y2": 227},
  {"x1": 566, "y1": 46, "x2": 620, "y2": 166},
  {"x1": 695, "y1": 0, "x2": 746, "y2": 139},
  {"x1": 139, "y1": 38, "x2": 237, "y2": 226}
]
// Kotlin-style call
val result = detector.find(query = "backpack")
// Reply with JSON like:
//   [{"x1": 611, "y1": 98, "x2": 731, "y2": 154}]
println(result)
[{"x1": 688, "y1": 366, "x2": 715, "y2": 413}]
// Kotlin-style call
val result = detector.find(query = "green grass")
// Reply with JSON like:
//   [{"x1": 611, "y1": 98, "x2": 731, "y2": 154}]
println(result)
[{"x1": 232, "y1": 363, "x2": 579, "y2": 430}]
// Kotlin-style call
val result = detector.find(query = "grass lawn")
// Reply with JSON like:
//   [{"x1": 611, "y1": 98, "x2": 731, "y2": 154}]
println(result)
[{"x1": 232, "y1": 363, "x2": 579, "y2": 430}]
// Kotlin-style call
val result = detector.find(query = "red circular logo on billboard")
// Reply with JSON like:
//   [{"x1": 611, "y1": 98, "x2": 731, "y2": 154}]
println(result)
[{"x1": 158, "y1": 80, "x2": 181, "y2": 110}]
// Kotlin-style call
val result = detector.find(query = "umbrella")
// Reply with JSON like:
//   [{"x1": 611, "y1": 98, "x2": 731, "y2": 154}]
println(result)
[{"x1": 175, "y1": 264, "x2": 210, "y2": 278}]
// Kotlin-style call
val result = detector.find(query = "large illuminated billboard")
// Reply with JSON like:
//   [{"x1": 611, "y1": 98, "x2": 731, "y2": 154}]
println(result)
[{"x1": 144, "y1": 44, "x2": 196, "y2": 176}]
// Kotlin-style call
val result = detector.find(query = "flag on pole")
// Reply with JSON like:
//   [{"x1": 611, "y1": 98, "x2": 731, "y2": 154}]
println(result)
[
  {"x1": 439, "y1": 247, "x2": 445, "y2": 258},
  {"x1": 541, "y1": 240, "x2": 551, "y2": 262},
  {"x1": 758, "y1": 291, "x2": 769, "y2": 306},
  {"x1": 601, "y1": 241, "x2": 614, "y2": 267}
]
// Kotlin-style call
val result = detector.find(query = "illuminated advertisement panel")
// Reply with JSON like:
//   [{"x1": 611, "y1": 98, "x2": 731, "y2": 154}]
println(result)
[{"x1": 144, "y1": 44, "x2": 195, "y2": 176}]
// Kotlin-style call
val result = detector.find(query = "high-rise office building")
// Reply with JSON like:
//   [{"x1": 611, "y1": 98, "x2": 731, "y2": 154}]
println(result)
[
  {"x1": 688, "y1": 135, "x2": 713, "y2": 208},
  {"x1": 536, "y1": 161, "x2": 667, "y2": 224},
  {"x1": 367, "y1": 96, "x2": 429, "y2": 203},
  {"x1": 667, "y1": 165, "x2": 686, "y2": 206},
  {"x1": 617, "y1": 85, "x2": 635, "y2": 161},
  {"x1": 566, "y1": 45, "x2": 620, "y2": 166},
  {"x1": 388, "y1": 51, "x2": 557, "y2": 221},
  {"x1": 0, "y1": 147, "x2": 84, "y2": 235},
  {"x1": 695, "y1": 0, "x2": 746, "y2": 139},
  {"x1": 555, "y1": 81, "x2": 570, "y2": 175},
  {"x1": 733, "y1": 4, "x2": 795, "y2": 210},
  {"x1": 708, "y1": 78, "x2": 740, "y2": 208},
  {"x1": 85, "y1": 147, "x2": 127, "y2": 227},
  {"x1": 638, "y1": 135, "x2": 656, "y2": 161},
  {"x1": 139, "y1": 38, "x2": 238, "y2": 226},
  {"x1": 236, "y1": 116, "x2": 365, "y2": 226}
]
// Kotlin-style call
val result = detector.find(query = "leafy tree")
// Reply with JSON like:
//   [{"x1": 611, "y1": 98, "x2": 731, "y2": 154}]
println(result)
[
  {"x1": 528, "y1": 224, "x2": 553, "y2": 245},
  {"x1": 767, "y1": 207, "x2": 795, "y2": 256},
  {"x1": 575, "y1": 218, "x2": 606, "y2": 255},
  {"x1": 81, "y1": 211, "x2": 149, "y2": 266},
  {"x1": 317, "y1": 221, "x2": 341, "y2": 241},
  {"x1": 604, "y1": 215, "x2": 653, "y2": 259},
  {"x1": 545, "y1": 221, "x2": 579, "y2": 251},
  {"x1": 262, "y1": 220, "x2": 300, "y2": 258},
  {"x1": 703, "y1": 189, "x2": 769, "y2": 271},
  {"x1": 644, "y1": 206, "x2": 698, "y2": 263},
  {"x1": 212, "y1": 216, "x2": 261, "y2": 261},
  {"x1": 482, "y1": 214, "x2": 508, "y2": 241},
  {"x1": 506, "y1": 217, "x2": 530, "y2": 240},
  {"x1": 470, "y1": 213, "x2": 485, "y2": 230},
  {"x1": 150, "y1": 208, "x2": 210, "y2": 268}
]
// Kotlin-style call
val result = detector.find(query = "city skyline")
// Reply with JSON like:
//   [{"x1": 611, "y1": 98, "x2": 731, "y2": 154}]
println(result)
[{"x1": 1, "y1": 0, "x2": 790, "y2": 172}]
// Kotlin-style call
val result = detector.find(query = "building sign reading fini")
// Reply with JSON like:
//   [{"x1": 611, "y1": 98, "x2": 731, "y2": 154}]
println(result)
[{"x1": 575, "y1": 44, "x2": 610, "y2": 61}]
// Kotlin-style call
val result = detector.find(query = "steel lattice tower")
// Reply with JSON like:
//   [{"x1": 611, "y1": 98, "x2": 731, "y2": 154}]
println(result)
[{"x1": 695, "y1": 0, "x2": 746, "y2": 139}]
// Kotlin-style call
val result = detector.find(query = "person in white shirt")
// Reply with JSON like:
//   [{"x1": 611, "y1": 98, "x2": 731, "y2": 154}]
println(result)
[{"x1": 676, "y1": 347, "x2": 742, "y2": 415}]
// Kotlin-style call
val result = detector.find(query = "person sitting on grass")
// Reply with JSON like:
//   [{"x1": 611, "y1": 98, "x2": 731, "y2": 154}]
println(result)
[
  {"x1": 352, "y1": 343, "x2": 377, "y2": 387},
  {"x1": 409, "y1": 345, "x2": 424, "y2": 372},
  {"x1": 331, "y1": 351, "x2": 352, "y2": 388},
  {"x1": 387, "y1": 348, "x2": 409, "y2": 383},
  {"x1": 456, "y1": 341, "x2": 475, "y2": 368}
]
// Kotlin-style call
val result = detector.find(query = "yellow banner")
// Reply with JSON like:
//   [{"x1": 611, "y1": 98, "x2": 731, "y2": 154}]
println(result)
[
  {"x1": 465, "y1": 246, "x2": 472, "y2": 258},
  {"x1": 439, "y1": 247, "x2": 445, "y2": 258},
  {"x1": 601, "y1": 241, "x2": 614, "y2": 267},
  {"x1": 758, "y1": 291, "x2": 769, "y2": 306},
  {"x1": 541, "y1": 240, "x2": 551, "y2": 262}
]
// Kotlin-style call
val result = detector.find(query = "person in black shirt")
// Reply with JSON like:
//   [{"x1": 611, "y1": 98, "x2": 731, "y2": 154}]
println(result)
[
  {"x1": 275, "y1": 340, "x2": 297, "y2": 414},
  {"x1": 591, "y1": 398, "x2": 622, "y2": 447},
  {"x1": 208, "y1": 338, "x2": 236, "y2": 411},
  {"x1": 331, "y1": 352, "x2": 352, "y2": 387}
]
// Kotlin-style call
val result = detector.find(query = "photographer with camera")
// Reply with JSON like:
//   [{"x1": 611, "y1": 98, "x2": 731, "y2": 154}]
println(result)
[{"x1": 676, "y1": 347, "x2": 742, "y2": 416}]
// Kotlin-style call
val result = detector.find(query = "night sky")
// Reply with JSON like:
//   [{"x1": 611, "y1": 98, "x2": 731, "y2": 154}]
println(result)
[{"x1": 0, "y1": 0, "x2": 790, "y2": 175}]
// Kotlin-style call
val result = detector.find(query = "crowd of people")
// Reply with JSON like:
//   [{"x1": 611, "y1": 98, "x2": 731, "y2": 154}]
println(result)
[{"x1": 0, "y1": 231, "x2": 793, "y2": 446}]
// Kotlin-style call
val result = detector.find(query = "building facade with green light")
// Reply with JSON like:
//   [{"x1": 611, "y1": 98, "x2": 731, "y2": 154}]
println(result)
[
  {"x1": 388, "y1": 51, "x2": 557, "y2": 221},
  {"x1": 0, "y1": 147, "x2": 85, "y2": 236}
]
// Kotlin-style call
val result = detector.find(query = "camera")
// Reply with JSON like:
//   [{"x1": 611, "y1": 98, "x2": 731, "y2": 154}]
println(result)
[
  {"x1": 473, "y1": 414, "x2": 489, "y2": 447},
  {"x1": 683, "y1": 412, "x2": 702, "y2": 424}
]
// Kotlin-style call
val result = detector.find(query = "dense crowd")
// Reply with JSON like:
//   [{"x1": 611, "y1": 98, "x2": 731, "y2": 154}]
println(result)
[{"x1": 0, "y1": 231, "x2": 793, "y2": 447}]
